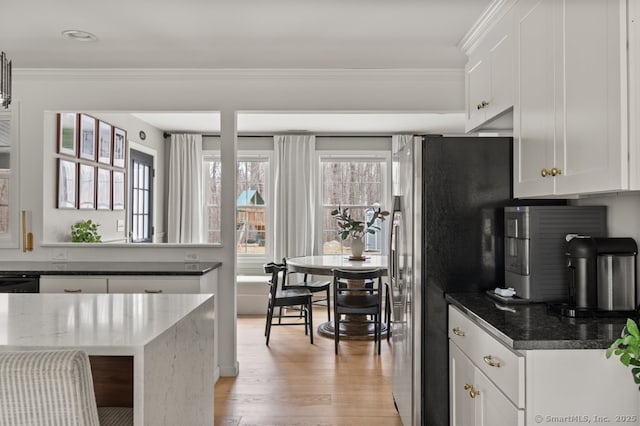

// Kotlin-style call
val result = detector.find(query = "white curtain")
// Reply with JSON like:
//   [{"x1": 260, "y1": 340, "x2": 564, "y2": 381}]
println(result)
[
  {"x1": 272, "y1": 135, "x2": 317, "y2": 261},
  {"x1": 167, "y1": 134, "x2": 203, "y2": 243}
]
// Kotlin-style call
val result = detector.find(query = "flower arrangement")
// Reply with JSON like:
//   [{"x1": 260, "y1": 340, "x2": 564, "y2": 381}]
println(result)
[{"x1": 330, "y1": 206, "x2": 390, "y2": 241}]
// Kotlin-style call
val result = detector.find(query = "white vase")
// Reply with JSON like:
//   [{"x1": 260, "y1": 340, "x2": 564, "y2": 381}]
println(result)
[{"x1": 350, "y1": 236, "x2": 364, "y2": 258}]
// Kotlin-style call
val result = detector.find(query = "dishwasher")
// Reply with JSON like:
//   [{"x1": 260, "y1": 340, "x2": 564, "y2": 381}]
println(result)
[{"x1": 0, "y1": 275, "x2": 39, "y2": 292}]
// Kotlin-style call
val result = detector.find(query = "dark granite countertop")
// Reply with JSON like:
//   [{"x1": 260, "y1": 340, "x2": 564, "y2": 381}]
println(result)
[
  {"x1": 446, "y1": 292, "x2": 639, "y2": 350},
  {"x1": 0, "y1": 261, "x2": 222, "y2": 276}
]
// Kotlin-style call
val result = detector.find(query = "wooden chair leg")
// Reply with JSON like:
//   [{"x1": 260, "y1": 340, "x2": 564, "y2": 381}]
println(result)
[
  {"x1": 278, "y1": 306, "x2": 283, "y2": 324},
  {"x1": 326, "y1": 287, "x2": 331, "y2": 322},
  {"x1": 308, "y1": 299, "x2": 314, "y2": 344},
  {"x1": 265, "y1": 305, "x2": 274, "y2": 346}
]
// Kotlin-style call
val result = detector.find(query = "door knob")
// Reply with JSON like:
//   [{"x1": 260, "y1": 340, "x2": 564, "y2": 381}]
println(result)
[
  {"x1": 551, "y1": 167, "x2": 562, "y2": 177},
  {"x1": 541, "y1": 168, "x2": 549, "y2": 177}
]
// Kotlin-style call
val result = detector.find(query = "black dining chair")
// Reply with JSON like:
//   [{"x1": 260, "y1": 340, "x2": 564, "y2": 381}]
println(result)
[
  {"x1": 332, "y1": 268, "x2": 384, "y2": 354},
  {"x1": 263, "y1": 262, "x2": 314, "y2": 345},
  {"x1": 282, "y1": 257, "x2": 332, "y2": 322}
]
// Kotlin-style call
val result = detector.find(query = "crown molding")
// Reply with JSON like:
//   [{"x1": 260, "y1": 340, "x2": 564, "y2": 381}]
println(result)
[
  {"x1": 15, "y1": 68, "x2": 464, "y2": 82},
  {"x1": 458, "y1": 0, "x2": 517, "y2": 56}
]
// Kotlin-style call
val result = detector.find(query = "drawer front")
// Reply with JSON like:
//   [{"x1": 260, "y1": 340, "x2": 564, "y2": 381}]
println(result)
[
  {"x1": 40, "y1": 276, "x2": 108, "y2": 293},
  {"x1": 449, "y1": 305, "x2": 525, "y2": 408},
  {"x1": 108, "y1": 277, "x2": 200, "y2": 294}
]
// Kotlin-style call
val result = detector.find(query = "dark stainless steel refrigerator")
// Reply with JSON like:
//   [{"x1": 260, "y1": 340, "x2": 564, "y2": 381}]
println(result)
[{"x1": 389, "y1": 135, "x2": 512, "y2": 426}]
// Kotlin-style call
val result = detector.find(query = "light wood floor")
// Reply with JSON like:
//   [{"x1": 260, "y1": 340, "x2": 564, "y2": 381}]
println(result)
[{"x1": 215, "y1": 309, "x2": 403, "y2": 425}]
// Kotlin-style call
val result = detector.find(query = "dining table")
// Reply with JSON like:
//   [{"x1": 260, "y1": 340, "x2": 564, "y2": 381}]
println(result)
[{"x1": 286, "y1": 254, "x2": 388, "y2": 340}]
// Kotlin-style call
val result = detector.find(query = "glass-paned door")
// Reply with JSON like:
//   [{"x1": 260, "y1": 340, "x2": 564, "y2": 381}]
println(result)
[{"x1": 129, "y1": 149, "x2": 154, "y2": 243}]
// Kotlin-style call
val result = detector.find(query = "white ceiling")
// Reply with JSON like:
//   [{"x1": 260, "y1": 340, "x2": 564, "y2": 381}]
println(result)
[
  {"x1": 6, "y1": 0, "x2": 493, "y2": 133},
  {"x1": 3, "y1": 0, "x2": 492, "y2": 69}
]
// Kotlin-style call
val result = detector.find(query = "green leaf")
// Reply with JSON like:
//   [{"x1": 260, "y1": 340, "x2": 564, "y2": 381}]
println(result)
[{"x1": 627, "y1": 319, "x2": 640, "y2": 339}]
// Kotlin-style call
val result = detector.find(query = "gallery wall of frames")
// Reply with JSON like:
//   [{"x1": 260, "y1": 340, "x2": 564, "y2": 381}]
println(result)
[{"x1": 55, "y1": 113, "x2": 127, "y2": 211}]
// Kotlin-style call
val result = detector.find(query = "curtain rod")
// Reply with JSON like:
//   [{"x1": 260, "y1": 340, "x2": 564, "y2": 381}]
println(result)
[{"x1": 163, "y1": 132, "x2": 394, "y2": 138}]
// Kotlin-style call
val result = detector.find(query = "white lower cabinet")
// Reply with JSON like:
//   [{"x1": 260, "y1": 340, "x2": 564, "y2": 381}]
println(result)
[
  {"x1": 40, "y1": 276, "x2": 108, "y2": 293},
  {"x1": 449, "y1": 305, "x2": 640, "y2": 426},
  {"x1": 108, "y1": 277, "x2": 200, "y2": 293},
  {"x1": 449, "y1": 341, "x2": 524, "y2": 426}
]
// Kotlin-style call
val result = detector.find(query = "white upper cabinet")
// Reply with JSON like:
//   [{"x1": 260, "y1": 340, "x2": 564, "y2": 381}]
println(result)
[
  {"x1": 630, "y1": 0, "x2": 640, "y2": 189},
  {"x1": 513, "y1": 0, "x2": 628, "y2": 197},
  {"x1": 464, "y1": 7, "x2": 515, "y2": 133}
]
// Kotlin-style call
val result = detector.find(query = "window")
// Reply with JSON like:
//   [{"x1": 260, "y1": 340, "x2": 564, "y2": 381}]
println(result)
[
  {"x1": 236, "y1": 158, "x2": 268, "y2": 256},
  {"x1": 320, "y1": 156, "x2": 389, "y2": 255},
  {"x1": 202, "y1": 153, "x2": 270, "y2": 256},
  {"x1": 129, "y1": 149, "x2": 154, "y2": 243},
  {"x1": 203, "y1": 154, "x2": 222, "y2": 244}
]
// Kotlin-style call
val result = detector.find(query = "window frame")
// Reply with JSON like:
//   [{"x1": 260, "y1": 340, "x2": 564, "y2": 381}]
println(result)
[
  {"x1": 316, "y1": 150, "x2": 392, "y2": 256},
  {"x1": 0, "y1": 107, "x2": 20, "y2": 248},
  {"x1": 202, "y1": 151, "x2": 223, "y2": 246},
  {"x1": 235, "y1": 151, "x2": 273, "y2": 268}
]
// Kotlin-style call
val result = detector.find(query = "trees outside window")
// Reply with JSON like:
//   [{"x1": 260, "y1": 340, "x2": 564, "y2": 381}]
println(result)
[{"x1": 320, "y1": 157, "x2": 388, "y2": 254}]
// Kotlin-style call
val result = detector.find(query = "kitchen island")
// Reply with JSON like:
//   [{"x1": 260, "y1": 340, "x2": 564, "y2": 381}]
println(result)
[
  {"x1": 446, "y1": 292, "x2": 640, "y2": 426},
  {"x1": 0, "y1": 293, "x2": 215, "y2": 425}
]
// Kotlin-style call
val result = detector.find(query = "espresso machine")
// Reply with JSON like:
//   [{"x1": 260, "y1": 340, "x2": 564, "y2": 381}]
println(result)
[{"x1": 560, "y1": 236, "x2": 638, "y2": 317}]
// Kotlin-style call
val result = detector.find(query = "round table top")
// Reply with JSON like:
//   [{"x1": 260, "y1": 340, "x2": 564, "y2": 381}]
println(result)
[{"x1": 286, "y1": 255, "x2": 388, "y2": 275}]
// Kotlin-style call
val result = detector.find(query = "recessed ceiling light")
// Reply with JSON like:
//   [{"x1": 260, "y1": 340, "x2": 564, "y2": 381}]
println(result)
[{"x1": 61, "y1": 30, "x2": 98, "y2": 42}]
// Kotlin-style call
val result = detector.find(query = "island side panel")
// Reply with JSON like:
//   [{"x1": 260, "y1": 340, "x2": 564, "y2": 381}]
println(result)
[
  {"x1": 142, "y1": 296, "x2": 215, "y2": 425},
  {"x1": 200, "y1": 268, "x2": 219, "y2": 381},
  {"x1": 525, "y1": 349, "x2": 640, "y2": 425}
]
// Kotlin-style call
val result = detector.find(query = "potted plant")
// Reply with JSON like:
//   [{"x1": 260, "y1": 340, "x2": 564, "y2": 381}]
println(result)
[
  {"x1": 606, "y1": 318, "x2": 640, "y2": 390},
  {"x1": 330, "y1": 206, "x2": 389, "y2": 258},
  {"x1": 70, "y1": 219, "x2": 102, "y2": 243}
]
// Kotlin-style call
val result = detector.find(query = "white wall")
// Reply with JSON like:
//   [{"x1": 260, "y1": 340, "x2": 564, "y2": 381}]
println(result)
[
  {"x1": 574, "y1": 191, "x2": 640, "y2": 302},
  {"x1": 10, "y1": 68, "x2": 464, "y2": 376},
  {"x1": 44, "y1": 111, "x2": 168, "y2": 243}
]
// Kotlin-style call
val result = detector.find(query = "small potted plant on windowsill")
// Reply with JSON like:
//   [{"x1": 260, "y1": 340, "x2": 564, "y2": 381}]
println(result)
[
  {"x1": 606, "y1": 318, "x2": 640, "y2": 390},
  {"x1": 71, "y1": 219, "x2": 102, "y2": 243},
  {"x1": 331, "y1": 206, "x2": 389, "y2": 259}
]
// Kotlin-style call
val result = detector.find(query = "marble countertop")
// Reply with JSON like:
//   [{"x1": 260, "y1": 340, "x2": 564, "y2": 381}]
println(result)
[
  {"x1": 0, "y1": 261, "x2": 221, "y2": 276},
  {"x1": 0, "y1": 293, "x2": 214, "y2": 355},
  {"x1": 446, "y1": 292, "x2": 639, "y2": 350}
]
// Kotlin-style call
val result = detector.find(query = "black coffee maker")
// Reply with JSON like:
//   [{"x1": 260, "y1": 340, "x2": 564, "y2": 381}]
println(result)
[{"x1": 560, "y1": 236, "x2": 638, "y2": 317}]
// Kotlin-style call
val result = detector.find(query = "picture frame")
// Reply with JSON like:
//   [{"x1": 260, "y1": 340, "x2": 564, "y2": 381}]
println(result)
[
  {"x1": 112, "y1": 170, "x2": 125, "y2": 210},
  {"x1": 79, "y1": 114, "x2": 96, "y2": 161},
  {"x1": 57, "y1": 113, "x2": 77, "y2": 157},
  {"x1": 97, "y1": 121, "x2": 112, "y2": 164},
  {"x1": 96, "y1": 168, "x2": 111, "y2": 210},
  {"x1": 112, "y1": 127, "x2": 127, "y2": 168},
  {"x1": 57, "y1": 159, "x2": 77, "y2": 209},
  {"x1": 78, "y1": 164, "x2": 96, "y2": 209}
]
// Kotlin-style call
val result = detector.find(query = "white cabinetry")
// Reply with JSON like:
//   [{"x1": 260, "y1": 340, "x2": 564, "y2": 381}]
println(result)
[
  {"x1": 465, "y1": 7, "x2": 514, "y2": 132},
  {"x1": 449, "y1": 305, "x2": 640, "y2": 426},
  {"x1": 40, "y1": 276, "x2": 108, "y2": 293},
  {"x1": 514, "y1": 0, "x2": 627, "y2": 197},
  {"x1": 108, "y1": 277, "x2": 200, "y2": 294}
]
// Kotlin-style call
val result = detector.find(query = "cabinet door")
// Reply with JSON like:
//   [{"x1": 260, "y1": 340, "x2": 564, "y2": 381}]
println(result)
[
  {"x1": 486, "y1": 9, "x2": 514, "y2": 122},
  {"x1": 466, "y1": 57, "x2": 491, "y2": 132},
  {"x1": 474, "y1": 368, "x2": 524, "y2": 426},
  {"x1": 514, "y1": 0, "x2": 556, "y2": 197},
  {"x1": 108, "y1": 276, "x2": 200, "y2": 294},
  {"x1": 555, "y1": 0, "x2": 627, "y2": 195},
  {"x1": 450, "y1": 342, "x2": 476, "y2": 426},
  {"x1": 40, "y1": 276, "x2": 108, "y2": 293}
]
